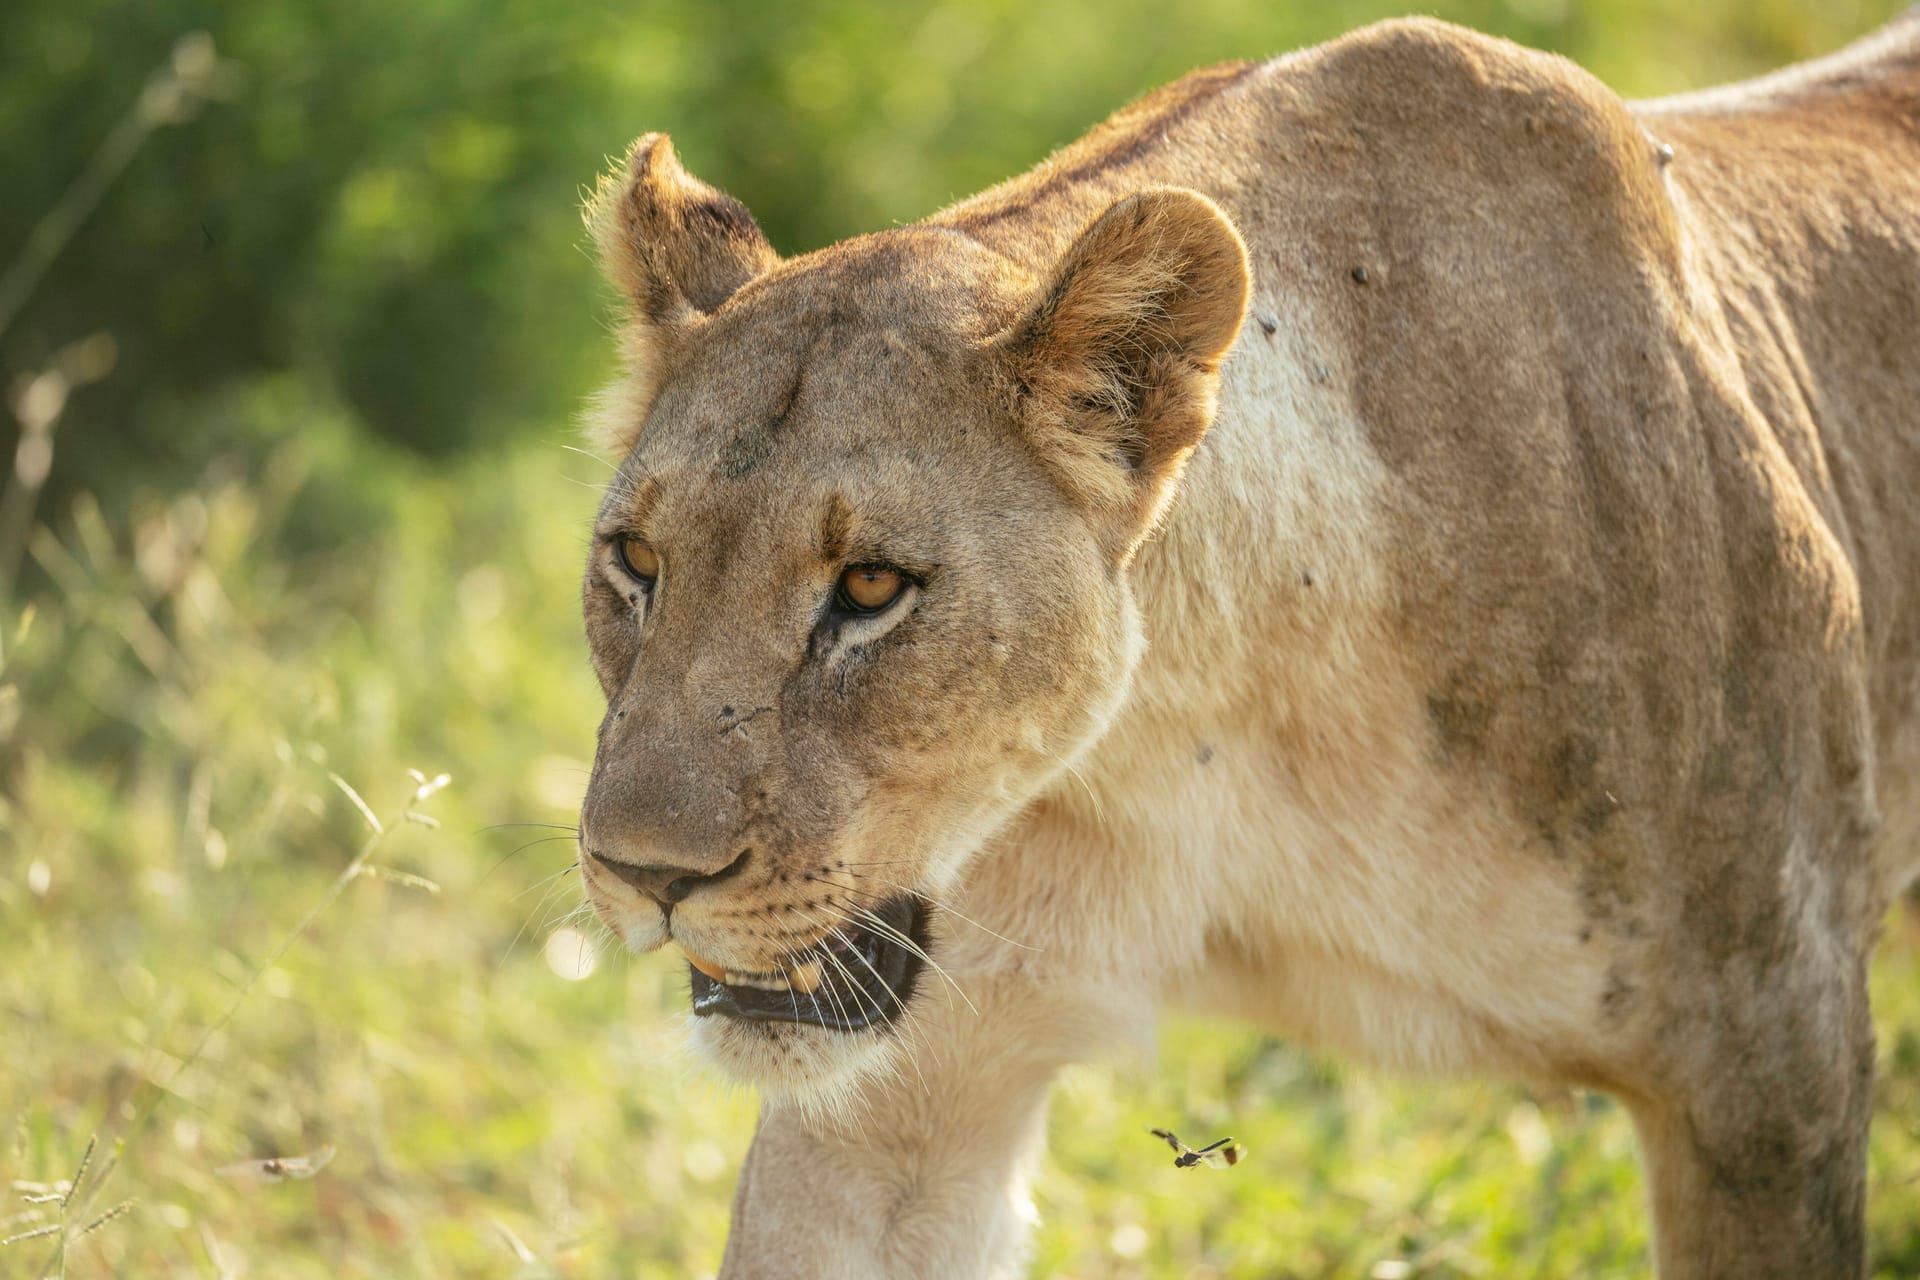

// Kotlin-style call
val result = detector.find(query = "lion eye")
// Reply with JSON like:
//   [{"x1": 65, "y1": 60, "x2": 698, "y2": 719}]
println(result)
[
  {"x1": 615, "y1": 538, "x2": 659, "y2": 584},
  {"x1": 838, "y1": 565, "x2": 904, "y2": 613}
]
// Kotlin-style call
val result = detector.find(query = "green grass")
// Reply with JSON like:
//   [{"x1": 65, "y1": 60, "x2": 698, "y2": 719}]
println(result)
[{"x1": 2, "y1": 445, "x2": 1917, "y2": 1278}]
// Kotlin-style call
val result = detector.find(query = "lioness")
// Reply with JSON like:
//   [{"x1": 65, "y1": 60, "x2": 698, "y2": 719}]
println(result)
[{"x1": 574, "y1": 13, "x2": 1920, "y2": 1278}]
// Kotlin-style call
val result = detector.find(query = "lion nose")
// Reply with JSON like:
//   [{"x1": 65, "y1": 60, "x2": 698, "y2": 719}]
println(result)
[{"x1": 589, "y1": 846, "x2": 751, "y2": 906}]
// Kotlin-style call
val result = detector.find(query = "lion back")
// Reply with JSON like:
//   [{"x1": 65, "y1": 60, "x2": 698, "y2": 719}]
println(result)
[{"x1": 1273, "y1": 15, "x2": 1920, "y2": 950}]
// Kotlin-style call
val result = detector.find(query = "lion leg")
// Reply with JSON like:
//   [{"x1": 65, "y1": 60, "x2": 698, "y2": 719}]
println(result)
[
  {"x1": 1624, "y1": 954, "x2": 1875, "y2": 1279},
  {"x1": 716, "y1": 976, "x2": 1117, "y2": 1280},
  {"x1": 720, "y1": 1084, "x2": 1048, "y2": 1280}
]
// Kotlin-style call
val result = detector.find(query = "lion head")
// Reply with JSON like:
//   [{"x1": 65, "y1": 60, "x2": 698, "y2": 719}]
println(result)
[{"x1": 575, "y1": 134, "x2": 1248, "y2": 1100}]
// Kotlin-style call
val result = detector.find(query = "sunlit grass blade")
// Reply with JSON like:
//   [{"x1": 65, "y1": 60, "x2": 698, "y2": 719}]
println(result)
[
  {"x1": 351, "y1": 865, "x2": 442, "y2": 894},
  {"x1": 328, "y1": 773, "x2": 384, "y2": 835},
  {"x1": 72, "y1": 1200, "x2": 133, "y2": 1238},
  {"x1": 492, "y1": 1218, "x2": 536, "y2": 1262},
  {"x1": 62, "y1": 1137, "x2": 95, "y2": 1209}
]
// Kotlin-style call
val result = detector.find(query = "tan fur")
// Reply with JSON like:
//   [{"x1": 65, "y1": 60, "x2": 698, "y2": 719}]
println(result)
[{"x1": 575, "y1": 13, "x2": 1920, "y2": 1278}]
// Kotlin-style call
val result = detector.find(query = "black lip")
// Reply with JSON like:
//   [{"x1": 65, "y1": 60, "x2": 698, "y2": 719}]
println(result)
[{"x1": 689, "y1": 895, "x2": 929, "y2": 1031}]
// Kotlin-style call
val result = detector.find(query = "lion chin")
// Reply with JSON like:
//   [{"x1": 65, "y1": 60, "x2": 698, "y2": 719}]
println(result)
[{"x1": 688, "y1": 1014, "x2": 903, "y2": 1116}]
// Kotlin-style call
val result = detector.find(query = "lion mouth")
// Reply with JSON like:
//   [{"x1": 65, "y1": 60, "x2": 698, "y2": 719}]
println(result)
[{"x1": 685, "y1": 895, "x2": 929, "y2": 1031}]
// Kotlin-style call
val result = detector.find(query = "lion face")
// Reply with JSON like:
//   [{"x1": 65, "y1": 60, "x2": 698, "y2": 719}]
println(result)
[{"x1": 576, "y1": 136, "x2": 1247, "y2": 1098}]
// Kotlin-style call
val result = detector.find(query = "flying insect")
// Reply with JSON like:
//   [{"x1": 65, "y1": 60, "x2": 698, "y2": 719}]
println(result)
[{"x1": 1149, "y1": 1128, "x2": 1245, "y2": 1169}]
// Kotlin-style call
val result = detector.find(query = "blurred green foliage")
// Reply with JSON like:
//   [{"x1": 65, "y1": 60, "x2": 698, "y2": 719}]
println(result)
[{"x1": 2, "y1": 1, "x2": 1917, "y2": 1276}]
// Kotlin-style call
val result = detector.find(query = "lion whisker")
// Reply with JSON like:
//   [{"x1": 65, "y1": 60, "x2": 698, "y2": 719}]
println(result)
[
  {"x1": 476, "y1": 833, "x2": 582, "y2": 888},
  {"x1": 506, "y1": 863, "x2": 588, "y2": 958},
  {"x1": 1043, "y1": 747, "x2": 1107, "y2": 829},
  {"x1": 556, "y1": 441, "x2": 620, "y2": 473},
  {"x1": 814, "y1": 899, "x2": 953, "y2": 1008},
  {"x1": 781, "y1": 907, "x2": 876, "y2": 1054},
  {"x1": 794, "y1": 907, "x2": 941, "y2": 1100},
  {"x1": 821, "y1": 925, "x2": 938, "y2": 1099},
  {"x1": 802, "y1": 932, "x2": 864, "y2": 1031},
  {"x1": 819, "y1": 900, "x2": 978, "y2": 1018},
  {"x1": 833, "y1": 874, "x2": 1043, "y2": 954},
  {"x1": 788, "y1": 960, "x2": 880, "y2": 1146},
  {"x1": 508, "y1": 859, "x2": 581, "y2": 905}
]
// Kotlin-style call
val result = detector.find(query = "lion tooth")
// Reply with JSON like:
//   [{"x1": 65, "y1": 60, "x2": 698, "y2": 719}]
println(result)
[
  {"x1": 725, "y1": 970, "x2": 792, "y2": 992},
  {"x1": 678, "y1": 944, "x2": 824, "y2": 994},
  {"x1": 679, "y1": 947, "x2": 728, "y2": 982},
  {"x1": 788, "y1": 960, "x2": 823, "y2": 994}
]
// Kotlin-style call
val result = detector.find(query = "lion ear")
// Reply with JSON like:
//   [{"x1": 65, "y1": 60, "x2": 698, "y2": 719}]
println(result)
[
  {"x1": 591, "y1": 132, "x2": 778, "y2": 322},
  {"x1": 998, "y1": 188, "x2": 1249, "y2": 564},
  {"x1": 584, "y1": 134, "x2": 779, "y2": 454}
]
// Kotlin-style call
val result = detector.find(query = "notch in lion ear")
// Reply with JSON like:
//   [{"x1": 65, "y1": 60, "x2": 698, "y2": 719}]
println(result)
[
  {"x1": 998, "y1": 187, "x2": 1250, "y2": 565},
  {"x1": 583, "y1": 133, "x2": 780, "y2": 454}
]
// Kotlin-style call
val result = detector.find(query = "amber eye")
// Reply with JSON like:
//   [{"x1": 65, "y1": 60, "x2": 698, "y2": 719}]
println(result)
[
  {"x1": 838, "y1": 564, "x2": 904, "y2": 613},
  {"x1": 615, "y1": 537, "x2": 659, "y2": 583}
]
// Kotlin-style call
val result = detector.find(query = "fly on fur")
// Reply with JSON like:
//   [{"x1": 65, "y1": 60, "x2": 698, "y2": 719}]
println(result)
[{"x1": 1150, "y1": 1128, "x2": 1245, "y2": 1169}]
